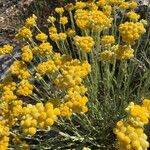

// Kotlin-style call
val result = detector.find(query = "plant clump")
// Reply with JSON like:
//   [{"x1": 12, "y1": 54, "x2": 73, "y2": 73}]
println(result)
[{"x1": 0, "y1": 0, "x2": 149, "y2": 149}]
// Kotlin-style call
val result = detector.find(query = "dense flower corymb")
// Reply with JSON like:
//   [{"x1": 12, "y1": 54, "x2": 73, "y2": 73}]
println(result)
[
  {"x1": 74, "y1": 36, "x2": 95, "y2": 53},
  {"x1": 119, "y1": 22, "x2": 146, "y2": 44}
]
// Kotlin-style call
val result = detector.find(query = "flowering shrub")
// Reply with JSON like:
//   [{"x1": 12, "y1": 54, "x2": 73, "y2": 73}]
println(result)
[{"x1": 0, "y1": 0, "x2": 150, "y2": 149}]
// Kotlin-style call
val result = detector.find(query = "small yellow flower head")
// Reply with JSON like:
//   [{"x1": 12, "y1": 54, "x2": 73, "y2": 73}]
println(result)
[
  {"x1": 0, "y1": 99, "x2": 23, "y2": 126},
  {"x1": 11, "y1": 100, "x2": 23, "y2": 117},
  {"x1": 0, "y1": 44, "x2": 13, "y2": 55},
  {"x1": 107, "y1": 0, "x2": 124, "y2": 6},
  {"x1": 1, "y1": 89, "x2": 17, "y2": 102},
  {"x1": 101, "y1": 35, "x2": 115, "y2": 46},
  {"x1": 10, "y1": 61, "x2": 30, "y2": 79},
  {"x1": 16, "y1": 80, "x2": 33, "y2": 96},
  {"x1": 64, "y1": 3, "x2": 74, "y2": 11},
  {"x1": 58, "y1": 33, "x2": 67, "y2": 41},
  {"x1": 97, "y1": 0, "x2": 107, "y2": 7},
  {"x1": 119, "y1": 2, "x2": 130, "y2": 10},
  {"x1": 114, "y1": 45, "x2": 134, "y2": 60},
  {"x1": 66, "y1": 28, "x2": 76, "y2": 37},
  {"x1": 127, "y1": 103, "x2": 149, "y2": 126},
  {"x1": 59, "y1": 105, "x2": 72, "y2": 117},
  {"x1": 74, "y1": 36, "x2": 95, "y2": 53},
  {"x1": 50, "y1": 33, "x2": 60, "y2": 41},
  {"x1": 35, "y1": 32, "x2": 48, "y2": 42},
  {"x1": 75, "y1": 2, "x2": 86, "y2": 9},
  {"x1": 99, "y1": 50, "x2": 115, "y2": 61},
  {"x1": 26, "y1": 127, "x2": 37, "y2": 136},
  {"x1": 70, "y1": 95, "x2": 88, "y2": 113},
  {"x1": 55, "y1": 7, "x2": 64, "y2": 14},
  {"x1": 103, "y1": 5, "x2": 112, "y2": 17},
  {"x1": 2, "y1": 81, "x2": 16, "y2": 91},
  {"x1": 50, "y1": 33, "x2": 67, "y2": 41},
  {"x1": 16, "y1": 27, "x2": 32, "y2": 41},
  {"x1": 74, "y1": 9, "x2": 89, "y2": 30},
  {"x1": 37, "y1": 60, "x2": 56, "y2": 75},
  {"x1": 25, "y1": 14, "x2": 37, "y2": 28},
  {"x1": 127, "y1": 11, "x2": 140, "y2": 22},
  {"x1": 60, "y1": 16, "x2": 68, "y2": 25},
  {"x1": 129, "y1": 1, "x2": 138, "y2": 9},
  {"x1": 119, "y1": 22, "x2": 146, "y2": 44},
  {"x1": 47, "y1": 16, "x2": 56, "y2": 24},
  {"x1": 49, "y1": 26, "x2": 57, "y2": 34},
  {"x1": 21, "y1": 45, "x2": 33, "y2": 62},
  {"x1": 86, "y1": 1, "x2": 98, "y2": 10},
  {"x1": 38, "y1": 42, "x2": 53, "y2": 55}
]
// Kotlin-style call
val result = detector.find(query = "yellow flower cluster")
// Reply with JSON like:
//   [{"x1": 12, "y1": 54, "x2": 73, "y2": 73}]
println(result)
[
  {"x1": 21, "y1": 45, "x2": 33, "y2": 62},
  {"x1": 114, "y1": 121, "x2": 149, "y2": 150},
  {"x1": 60, "y1": 16, "x2": 68, "y2": 25},
  {"x1": 1, "y1": 82, "x2": 17, "y2": 102},
  {"x1": 55, "y1": 60, "x2": 91, "y2": 89},
  {"x1": 20, "y1": 102, "x2": 60, "y2": 136},
  {"x1": 114, "y1": 45, "x2": 134, "y2": 60},
  {"x1": 65, "y1": 93, "x2": 88, "y2": 114},
  {"x1": 25, "y1": 14, "x2": 37, "y2": 28},
  {"x1": 16, "y1": 80, "x2": 33, "y2": 96},
  {"x1": 1, "y1": 100, "x2": 23, "y2": 126},
  {"x1": 74, "y1": 9, "x2": 112, "y2": 31},
  {"x1": 16, "y1": 14, "x2": 37, "y2": 41},
  {"x1": 38, "y1": 42, "x2": 53, "y2": 55},
  {"x1": 0, "y1": 79, "x2": 23, "y2": 126},
  {"x1": 127, "y1": 11, "x2": 140, "y2": 22},
  {"x1": 119, "y1": 22, "x2": 146, "y2": 44},
  {"x1": 54, "y1": 59, "x2": 91, "y2": 116},
  {"x1": 129, "y1": 1, "x2": 138, "y2": 9},
  {"x1": 119, "y1": 1, "x2": 138, "y2": 10},
  {"x1": 37, "y1": 60, "x2": 57, "y2": 75},
  {"x1": 47, "y1": 16, "x2": 56, "y2": 24},
  {"x1": 52, "y1": 53, "x2": 72, "y2": 68},
  {"x1": 119, "y1": 1, "x2": 130, "y2": 10},
  {"x1": 16, "y1": 27, "x2": 32, "y2": 41},
  {"x1": 126, "y1": 100, "x2": 150, "y2": 127},
  {"x1": 0, "y1": 44, "x2": 13, "y2": 55},
  {"x1": 49, "y1": 26, "x2": 57, "y2": 34},
  {"x1": 99, "y1": 45, "x2": 134, "y2": 61},
  {"x1": 65, "y1": 3, "x2": 74, "y2": 11},
  {"x1": 58, "y1": 92, "x2": 88, "y2": 117},
  {"x1": 50, "y1": 32, "x2": 67, "y2": 41},
  {"x1": 55, "y1": 7, "x2": 64, "y2": 14},
  {"x1": 101, "y1": 35, "x2": 115, "y2": 46},
  {"x1": 35, "y1": 32, "x2": 48, "y2": 42},
  {"x1": 10, "y1": 61, "x2": 30, "y2": 79},
  {"x1": 114, "y1": 99, "x2": 150, "y2": 150},
  {"x1": 66, "y1": 28, "x2": 76, "y2": 37},
  {"x1": 74, "y1": 36, "x2": 95, "y2": 53},
  {"x1": 102, "y1": 5, "x2": 112, "y2": 17},
  {"x1": 109, "y1": 0, "x2": 125, "y2": 6},
  {"x1": 99, "y1": 50, "x2": 115, "y2": 61},
  {"x1": 0, "y1": 121, "x2": 9, "y2": 150},
  {"x1": 74, "y1": 1, "x2": 86, "y2": 9}
]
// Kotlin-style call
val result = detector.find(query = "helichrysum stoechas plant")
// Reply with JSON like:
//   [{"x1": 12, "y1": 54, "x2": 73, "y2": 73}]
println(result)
[{"x1": 0, "y1": 0, "x2": 150, "y2": 149}]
